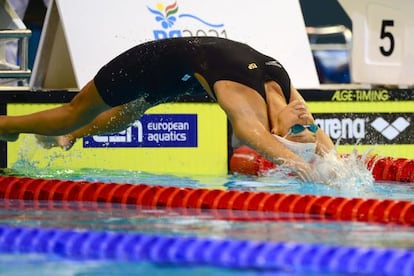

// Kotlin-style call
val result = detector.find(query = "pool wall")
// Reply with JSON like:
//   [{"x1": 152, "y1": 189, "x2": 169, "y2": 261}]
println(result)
[{"x1": 0, "y1": 88, "x2": 413, "y2": 175}]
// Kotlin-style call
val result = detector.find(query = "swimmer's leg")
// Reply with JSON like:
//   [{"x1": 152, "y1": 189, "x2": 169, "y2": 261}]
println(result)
[{"x1": 35, "y1": 97, "x2": 151, "y2": 150}]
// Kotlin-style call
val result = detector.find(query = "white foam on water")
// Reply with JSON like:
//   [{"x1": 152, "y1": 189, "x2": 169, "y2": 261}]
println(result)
[
  {"x1": 11, "y1": 135, "x2": 81, "y2": 177},
  {"x1": 310, "y1": 148, "x2": 375, "y2": 191},
  {"x1": 264, "y1": 145, "x2": 376, "y2": 194}
]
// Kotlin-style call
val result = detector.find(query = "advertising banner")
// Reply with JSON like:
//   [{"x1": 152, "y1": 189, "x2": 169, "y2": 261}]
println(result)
[
  {"x1": 6, "y1": 102, "x2": 229, "y2": 175},
  {"x1": 305, "y1": 88, "x2": 414, "y2": 158},
  {"x1": 83, "y1": 114, "x2": 198, "y2": 148},
  {"x1": 31, "y1": 0, "x2": 319, "y2": 89}
]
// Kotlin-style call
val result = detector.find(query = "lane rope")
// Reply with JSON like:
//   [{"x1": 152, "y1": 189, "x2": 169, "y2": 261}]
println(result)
[
  {"x1": 1, "y1": 225, "x2": 414, "y2": 275},
  {"x1": 230, "y1": 145, "x2": 414, "y2": 182},
  {"x1": 1, "y1": 175, "x2": 414, "y2": 225}
]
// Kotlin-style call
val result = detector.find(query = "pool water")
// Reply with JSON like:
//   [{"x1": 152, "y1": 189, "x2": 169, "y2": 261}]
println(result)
[{"x1": 1, "y1": 163, "x2": 414, "y2": 275}]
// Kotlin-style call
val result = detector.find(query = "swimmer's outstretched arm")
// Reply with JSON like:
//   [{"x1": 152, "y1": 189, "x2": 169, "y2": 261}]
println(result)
[
  {"x1": 0, "y1": 81, "x2": 111, "y2": 141},
  {"x1": 214, "y1": 82, "x2": 307, "y2": 164},
  {"x1": 316, "y1": 128, "x2": 335, "y2": 155},
  {"x1": 230, "y1": 105, "x2": 314, "y2": 180}
]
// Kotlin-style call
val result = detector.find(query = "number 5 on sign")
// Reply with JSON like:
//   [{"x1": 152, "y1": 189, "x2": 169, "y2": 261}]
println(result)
[
  {"x1": 338, "y1": 0, "x2": 414, "y2": 87},
  {"x1": 379, "y1": 20, "x2": 396, "y2": 57}
]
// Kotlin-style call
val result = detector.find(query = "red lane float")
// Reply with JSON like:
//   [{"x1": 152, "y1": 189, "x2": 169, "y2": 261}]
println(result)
[
  {"x1": 230, "y1": 146, "x2": 414, "y2": 182},
  {"x1": 229, "y1": 146, "x2": 276, "y2": 175},
  {"x1": 1, "y1": 175, "x2": 414, "y2": 226}
]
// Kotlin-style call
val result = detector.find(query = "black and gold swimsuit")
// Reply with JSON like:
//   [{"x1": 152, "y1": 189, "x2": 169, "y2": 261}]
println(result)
[{"x1": 94, "y1": 36, "x2": 291, "y2": 107}]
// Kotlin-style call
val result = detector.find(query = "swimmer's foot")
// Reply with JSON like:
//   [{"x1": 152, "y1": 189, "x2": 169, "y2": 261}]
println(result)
[
  {"x1": 0, "y1": 132, "x2": 19, "y2": 142},
  {"x1": 35, "y1": 135, "x2": 76, "y2": 151},
  {"x1": 0, "y1": 116, "x2": 19, "y2": 141}
]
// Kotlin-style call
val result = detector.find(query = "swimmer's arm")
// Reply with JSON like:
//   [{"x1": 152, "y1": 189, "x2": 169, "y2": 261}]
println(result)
[
  {"x1": 214, "y1": 82, "x2": 305, "y2": 164},
  {"x1": 231, "y1": 113, "x2": 304, "y2": 164},
  {"x1": 228, "y1": 108, "x2": 314, "y2": 181},
  {"x1": 316, "y1": 129, "x2": 335, "y2": 155}
]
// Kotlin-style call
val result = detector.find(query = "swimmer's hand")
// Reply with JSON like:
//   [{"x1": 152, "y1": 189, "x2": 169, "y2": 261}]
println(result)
[
  {"x1": 35, "y1": 134, "x2": 76, "y2": 151},
  {"x1": 309, "y1": 153, "x2": 344, "y2": 186},
  {"x1": 281, "y1": 159, "x2": 318, "y2": 183},
  {"x1": 292, "y1": 161, "x2": 319, "y2": 183},
  {"x1": 288, "y1": 100, "x2": 311, "y2": 121},
  {"x1": 286, "y1": 158, "x2": 340, "y2": 185}
]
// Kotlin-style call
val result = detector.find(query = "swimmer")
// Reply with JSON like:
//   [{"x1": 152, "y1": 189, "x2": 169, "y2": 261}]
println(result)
[{"x1": 0, "y1": 37, "x2": 335, "y2": 180}]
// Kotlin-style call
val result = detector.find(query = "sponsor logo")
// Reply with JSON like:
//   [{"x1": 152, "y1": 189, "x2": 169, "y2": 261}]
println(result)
[
  {"x1": 315, "y1": 118, "x2": 365, "y2": 140},
  {"x1": 331, "y1": 89, "x2": 390, "y2": 101},
  {"x1": 370, "y1": 117, "x2": 410, "y2": 140},
  {"x1": 83, "y1": 114, "x2": 197, "y2": 148},
  {"x1": 265, "y1": 60, "x2": 282, "y2": 68},
  {"x1": 314, "y1": 113, "x2": 412, "y2": 144},
  {"x1": 148, "y1": 1, "x2": 226, "y2": 39},
  {"x1": 181, "y1": 74, "x2": 192, "y2": 81},
  {"x1": 247, "y1": 63, "x2": 258, "y2": 70}
]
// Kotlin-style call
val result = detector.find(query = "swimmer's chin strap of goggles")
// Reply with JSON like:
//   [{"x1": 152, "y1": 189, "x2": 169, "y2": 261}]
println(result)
[{"x1": 286, "y1": 124, "x2": 318, "y2": 135}]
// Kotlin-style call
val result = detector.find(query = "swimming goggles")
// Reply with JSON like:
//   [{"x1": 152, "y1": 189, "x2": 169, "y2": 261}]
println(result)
[{"x1": 286, "y1": 124, "x2": 318, "y2": 136}]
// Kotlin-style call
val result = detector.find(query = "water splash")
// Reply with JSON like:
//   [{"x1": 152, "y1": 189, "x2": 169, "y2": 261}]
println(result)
[
  {"x1": 263, "y1": 147, "x2": 376, "y2": 195},
  {"x1": 9, "y1": 135, "x2": 81, "y2": 178},
  {"x1": 310, "y1": 148, "x2": 375, "y2": 191}
]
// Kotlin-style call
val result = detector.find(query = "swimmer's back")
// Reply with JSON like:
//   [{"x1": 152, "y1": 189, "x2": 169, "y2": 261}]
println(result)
[{"x1": 94, "y1": 37, "x2": 291, "y2": 106}]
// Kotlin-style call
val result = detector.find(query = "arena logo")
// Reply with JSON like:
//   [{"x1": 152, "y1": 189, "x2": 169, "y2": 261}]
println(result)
[
  {"x1": 315, "y1": 115, "x2": 411, "y2": 143},
  {"x1": 83, "y1": 114, "x2": 197, "y2": 148},
  {"x1": 370, "y1": 117, "x2": 410, "y2": 140},
  {"x1": 315, "y1": 118, "x2": 366, "y2": 140},
  {"x1": 147, "y1": 1, "x2": 227, "y2": 39}
]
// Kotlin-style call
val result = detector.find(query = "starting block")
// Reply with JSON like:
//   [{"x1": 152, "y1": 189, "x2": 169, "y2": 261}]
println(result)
[
  {"x1": 339, "y1": 0, "x2": 414, "y2": 87},
  {"x1": 0, "y1": 0, "x2": 31, "y2": 84}
]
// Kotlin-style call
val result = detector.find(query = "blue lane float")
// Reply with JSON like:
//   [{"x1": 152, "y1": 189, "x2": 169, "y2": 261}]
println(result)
[{"x1": 1, "y1": 225, "x2": 414, "y2": 275}]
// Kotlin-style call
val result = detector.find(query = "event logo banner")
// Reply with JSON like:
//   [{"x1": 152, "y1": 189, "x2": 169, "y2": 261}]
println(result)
[
  {"x1": 83, "y1": 114, "x2": 197, "y2": 148},
  {"x1": 43, "y1": 0, "x2": 317, "y2": 88},
  {"x1": 147, "y1": 1, "x2": 227, "y2": 39},
  {"x1": 314, "y1": 113, "x2": 412, "y2": 144}
]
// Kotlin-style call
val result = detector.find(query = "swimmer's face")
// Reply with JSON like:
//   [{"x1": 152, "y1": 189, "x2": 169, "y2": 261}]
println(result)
[
  {"x1": 274, "y1": 101, "x2": 317, "y2": 143},
  {"x1": 284, "y1": 124, "x2": 317, "y2": 143}
]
